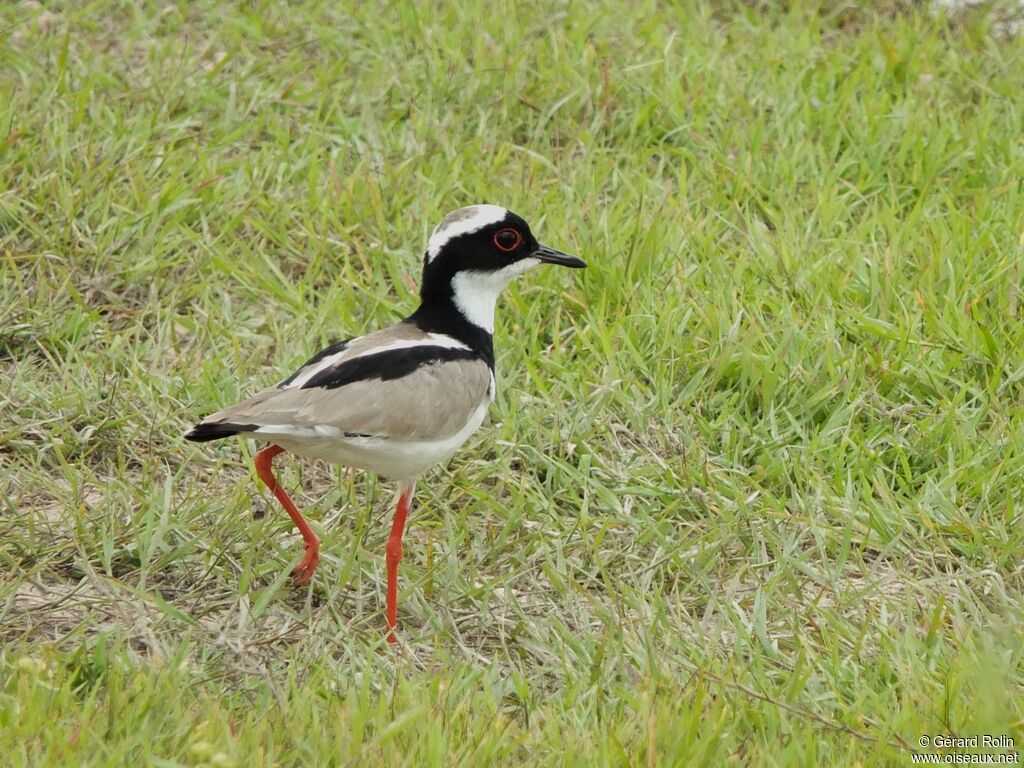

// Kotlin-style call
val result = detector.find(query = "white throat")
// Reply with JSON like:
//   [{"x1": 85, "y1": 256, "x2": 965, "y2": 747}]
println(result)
[{"x1": 450, "y1": 258, "x2": 540, "y2": 333}]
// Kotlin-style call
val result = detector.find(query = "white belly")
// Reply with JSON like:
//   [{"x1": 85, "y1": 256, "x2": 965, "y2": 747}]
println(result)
[{"x1": 264, "y1": 400, "x2": 489, "y2": 480}]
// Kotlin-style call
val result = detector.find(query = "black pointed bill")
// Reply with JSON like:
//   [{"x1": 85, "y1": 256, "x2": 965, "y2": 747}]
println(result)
[{"x1": 533, "y1": 243, "x2": 586, "y2": 269}]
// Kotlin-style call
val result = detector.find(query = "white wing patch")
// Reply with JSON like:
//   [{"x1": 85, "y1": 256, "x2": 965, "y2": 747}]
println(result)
[
  {"x1": 426, "y1": 205, "x2": 508, "y2": 261},
  {"x1": 365, "y1": 333, "x2": 470, "y2": 357}
]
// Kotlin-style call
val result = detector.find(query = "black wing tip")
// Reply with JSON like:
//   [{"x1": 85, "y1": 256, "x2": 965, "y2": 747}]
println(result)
[{"x1": 184, "y1": 422, "x2": 259, "y2": 442}]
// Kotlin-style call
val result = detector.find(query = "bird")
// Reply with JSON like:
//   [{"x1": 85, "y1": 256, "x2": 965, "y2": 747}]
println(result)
[{"x1": 185, "y1": 204, "x2": 586, "y2": 643}]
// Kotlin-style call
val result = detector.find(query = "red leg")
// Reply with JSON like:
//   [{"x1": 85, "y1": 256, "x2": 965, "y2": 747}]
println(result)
[
  {"x1": 386, "y1": 482, "x2": 415, "y2": 644},
  {"x1": 254, "y1": 444, "x2": 320, "y2": 586}
]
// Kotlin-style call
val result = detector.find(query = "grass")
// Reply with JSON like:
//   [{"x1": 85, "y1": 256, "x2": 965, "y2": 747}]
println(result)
[{"x1": 2, "y1": 0, "x2": 1024, "y2": 764}]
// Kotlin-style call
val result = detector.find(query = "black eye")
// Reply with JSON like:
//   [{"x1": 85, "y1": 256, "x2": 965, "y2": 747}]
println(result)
[{"x1": 493, "y1": 228, "x2": 522, "y2": 252}]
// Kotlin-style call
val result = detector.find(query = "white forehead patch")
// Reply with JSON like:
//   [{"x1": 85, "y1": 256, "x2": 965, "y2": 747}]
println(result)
[{"x1": 427, "y1": 205, "x2": 508, "y2": 261}]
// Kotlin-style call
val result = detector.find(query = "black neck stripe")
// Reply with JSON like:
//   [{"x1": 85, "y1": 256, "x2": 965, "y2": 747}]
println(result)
[{"x1": 405, "y1": 303, "x2": 494, "y2": 369}]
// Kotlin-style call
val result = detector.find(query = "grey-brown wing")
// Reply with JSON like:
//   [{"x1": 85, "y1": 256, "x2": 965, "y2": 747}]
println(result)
[{"x1": 199, "y1": 357, "x2": 492, "y2": 441}]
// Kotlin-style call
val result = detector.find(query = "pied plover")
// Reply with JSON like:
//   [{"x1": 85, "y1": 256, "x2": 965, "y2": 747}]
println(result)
[{"x1": 186, "y1": 205, "x2": 586, "y2": 642}]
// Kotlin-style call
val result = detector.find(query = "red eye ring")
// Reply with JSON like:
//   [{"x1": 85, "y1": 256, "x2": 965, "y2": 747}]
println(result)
[{"x1": 493, "y1": 228, "x2": 522, "y2": 252}]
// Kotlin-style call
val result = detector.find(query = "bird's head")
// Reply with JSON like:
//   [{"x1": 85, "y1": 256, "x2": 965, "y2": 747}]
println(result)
[{"x1": 418, "y1": 205, "x2": 586, "y2": 333}]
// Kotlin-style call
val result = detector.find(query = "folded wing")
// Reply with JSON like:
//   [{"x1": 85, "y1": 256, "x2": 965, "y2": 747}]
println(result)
[{"x1": 186, "y1": 324, "x2": 491, "y2": 444}]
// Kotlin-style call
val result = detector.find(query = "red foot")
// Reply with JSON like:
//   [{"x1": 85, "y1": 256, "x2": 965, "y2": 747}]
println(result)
[
  {"x1": 292, "y1": 540, "x2": 320, "y2": 586},
  {"x1": 385, "y1": 484, "x2": 414, "y2": 645},
  {"x1": 254, "y1": 444, "x2": 322, "y2": 587}
]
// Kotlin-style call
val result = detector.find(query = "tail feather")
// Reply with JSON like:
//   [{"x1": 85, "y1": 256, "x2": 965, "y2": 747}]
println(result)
[{"x1": 184, "y1": 422, "x2": 259, "y2": 442}]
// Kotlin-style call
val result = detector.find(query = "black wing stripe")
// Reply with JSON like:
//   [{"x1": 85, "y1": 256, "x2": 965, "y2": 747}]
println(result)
[
  {"x1": 277, "y1": 338, "x2": 351, "y2": 388},
  {"x1": 301, "y1": 346, "x2": 478, "y2": 390}
]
